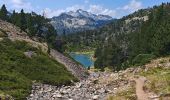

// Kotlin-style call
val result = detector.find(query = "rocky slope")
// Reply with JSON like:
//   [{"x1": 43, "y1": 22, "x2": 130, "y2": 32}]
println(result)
[
  {"x1": 0, "y1": 19, "x2": 48, "y2": 53},
  {"x1": 28, "y1": 57, "x2": 170, "y2": 100},
  {"x1": 50, "y1": 49, "x2": 88, "y2": 80},
  {"x1": 50, "y1": 9, "x2": 113, "y2": 35}
]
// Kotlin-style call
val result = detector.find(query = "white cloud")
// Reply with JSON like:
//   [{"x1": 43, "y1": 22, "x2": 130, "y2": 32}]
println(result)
[
  {"x1": 88, "y1": 5, "x2": 116, "y2": 16},
  {"x1": 44, "y1": 4, "x2": 116, "y2": 18},
  {"x1": 12, "y1": 0, "x2": 33, "y2": 11},
  {"x1": 1, "y1": 0, "x2": 33, "y2": 12},
  {"x1": 85, "y1": 0, "x2": 89, "y2": 4},
  {"x1": 0, "y1": 0, "x2": 143, "y2": 18},
  {"x1": 44, "y1": 5, "x2": 85, "y2": 18},
  {"x1": 43, "y1": 0, "x2": 142, "y2": 18},
  {"x1": 65, "y1": 5, "x2": 84, "y2": 12},
  {"x1": 43, "y1": 8, "x2": 65, "y2": 18},
  {"x1": 11, "y1": 0, "x2": 22, "y2": 5},
  {"x1": 118, "y1": 0, "x2": 142, "y2": 12}
]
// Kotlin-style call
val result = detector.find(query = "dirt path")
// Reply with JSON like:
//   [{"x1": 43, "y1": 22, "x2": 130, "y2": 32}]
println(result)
[{"x1": 134, "y1": 76, "x2": 148, "y2": 100}]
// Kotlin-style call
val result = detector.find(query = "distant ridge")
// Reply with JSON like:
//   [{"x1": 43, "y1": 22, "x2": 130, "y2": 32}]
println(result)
[{"x1": 50, "y1": 9, "x2": 113, "y2": 35}]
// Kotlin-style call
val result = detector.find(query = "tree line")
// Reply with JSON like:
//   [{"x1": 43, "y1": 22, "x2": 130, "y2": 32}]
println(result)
[
  {"x1": 0, "y1": 4, "x2": 63, "y2": 51},
  {"x1": 94, "y1": 3, "x2": 170, "y2": 71}
]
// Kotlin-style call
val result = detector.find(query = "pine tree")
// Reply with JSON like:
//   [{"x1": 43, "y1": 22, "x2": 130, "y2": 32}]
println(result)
[
  {"x1": 10, "y1": 10, "x2": 17, "y2": 24},
  {"x1": 19, "y1": 9, "x2": 27, "y2": 31},
  {"x1": 0, "y1": 4, "x2": 8, "y2": 21},
  {"x1": 27, "y1": 14, "x2": 35, "y2": 36}
]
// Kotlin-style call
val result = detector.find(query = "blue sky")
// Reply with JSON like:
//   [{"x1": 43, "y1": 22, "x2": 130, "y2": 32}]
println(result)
[{"x1": 0, "y1": 0, "x2": 170, "y2": 18}]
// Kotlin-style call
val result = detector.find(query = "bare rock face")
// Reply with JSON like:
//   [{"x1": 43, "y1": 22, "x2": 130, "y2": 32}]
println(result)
[
  {"x1": 51, "y1": 9, "x2": 113, "y2": 35},
  {"x1": 0, "y1": 20, "x2": 28, "y2": 39},
  {"x1": 50, "y1": 49, "x2": 88, "y2": 80}
]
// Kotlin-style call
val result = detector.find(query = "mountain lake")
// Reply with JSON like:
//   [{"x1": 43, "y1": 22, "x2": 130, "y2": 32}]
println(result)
[{"x1": 70, "y1": 53, "x2": 94, "y2": 68}]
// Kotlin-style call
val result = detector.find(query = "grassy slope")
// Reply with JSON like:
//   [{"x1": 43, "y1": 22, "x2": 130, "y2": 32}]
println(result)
[
  {"x1": 107, "y1": 57, "x2": 170, "y2": 100},
  {"x1": 0, "y1": 38, "x2": 77, "y2": 99},
  {"x1": 107, "y1": 87, "x2": 136, "y2": 100},
  {"x1": 140, "y1": 67, "x2": 170, "y2": 95}
]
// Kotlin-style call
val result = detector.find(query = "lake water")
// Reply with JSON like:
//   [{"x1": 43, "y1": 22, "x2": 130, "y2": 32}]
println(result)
[{"x1": 70, "y1": 53, "x2": 94, "y2": 68}]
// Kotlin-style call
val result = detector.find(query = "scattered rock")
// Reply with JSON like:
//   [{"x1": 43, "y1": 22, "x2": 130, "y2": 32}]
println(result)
[
  {"x1": 56, "y1": 94, "x2": 62, "y2": 98},
  {"x1": 24, "y1": 51, "x2": 36, "y2": 58},
  {"x1": 149, "y1": 95, "x2": 160, "y2": 99},
  {"x1": 0, "y1": 38, "x2": 3, "y2": 41},
  {"x1": 27, "y1": 71, "x2": 129, "y2": 100},
  {"x1": 92, "y1": 95, "x2": 99, "y2": 100},
  {"x1": 30, "y1": 94, "x2": 34, "y2": 97}
]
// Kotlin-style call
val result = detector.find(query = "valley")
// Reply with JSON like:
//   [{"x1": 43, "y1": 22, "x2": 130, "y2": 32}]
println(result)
[{"x1": 0, "y1": 1, "x2": 170, "y2": 100}]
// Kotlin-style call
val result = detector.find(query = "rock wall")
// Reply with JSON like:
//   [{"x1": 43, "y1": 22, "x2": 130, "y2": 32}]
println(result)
[
  {"x1": 0, "y1": 20, "x2": 28, "y2": 38},
  {"x1": 50, "y1": 49, "x2": 88, "y2": 80}
]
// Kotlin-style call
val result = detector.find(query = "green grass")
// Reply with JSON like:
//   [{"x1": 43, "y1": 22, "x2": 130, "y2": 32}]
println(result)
[
  {"x1": 132, "y1": 54, "x2": 156, "y2": 66},
  {"x1": 74, "y1": 51, "x2": 94, "y2": 55},
  {"x1": 107, "y1": 86, "x2": 137, "y2": 100},
  {"x1": 0, "y1": 38, "x2": 77, "y2": 99},
  {"x1": 140, "y1": 67, "x2": 170, "y2": 94}
]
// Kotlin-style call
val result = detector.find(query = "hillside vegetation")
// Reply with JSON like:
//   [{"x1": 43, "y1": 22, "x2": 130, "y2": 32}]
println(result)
[
  {"x1": 107, "y1": 57, "x2": 170, "y2": 100},
  {"x1": 0, "y1": 4, "x2": 63, "y2": 51},
  {"x1": 0, "y1": 38, "x2": 77, "y2": 99},
  {"x1": 96, "y1": 3, "x2": 170, "y2": 70},
  {"x1": 63, "y1": 3, "x2": 170, "y2": 71}
]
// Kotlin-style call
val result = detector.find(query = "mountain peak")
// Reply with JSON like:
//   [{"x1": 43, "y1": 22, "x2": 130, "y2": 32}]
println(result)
[
  {"x1": 76, "y1": 9, "x2": 85, "y2": 12},
  {"x1": 66, "y1": 9, "x2": 91, "y2": 18},
  {"x1": 51, "y1": 9, "x2": 113, "y2": 34},
  {"x1": 65, "y1": 9, "x2": 113, "y2": 20}
]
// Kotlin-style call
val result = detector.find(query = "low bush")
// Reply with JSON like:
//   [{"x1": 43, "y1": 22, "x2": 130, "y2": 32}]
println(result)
[{"x1": 132, "y1": 54, "x2": 156, "y2": 66}]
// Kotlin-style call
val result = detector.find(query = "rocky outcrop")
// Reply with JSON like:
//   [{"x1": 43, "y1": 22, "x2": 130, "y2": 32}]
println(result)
[
  {"x1": 125, "y1": 16, "x2": 148, "y2": 24},
  {"x1": 0, "y1": 19, "x2": 28, "y2": 39},
  {"x1": 24, "y1": 51, "x2": 37, "y2": 58},
  {"x1": 0, "y1": 19, "x2": 48, "y2": 53},
  {"x1": 50, "y1": 49, "x2": 88, "y2": 80}
]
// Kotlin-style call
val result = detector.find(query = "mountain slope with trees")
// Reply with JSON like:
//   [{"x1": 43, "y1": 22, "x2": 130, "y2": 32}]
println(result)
[
  {"x1": 63, "y1": 8, "x2": 150, "y2": 51},
  {"x1": 0, "y1": 4, "x2": 60, "y2": 50},
  {"x1": 95, "y1": 3, "x2": 170, "y2": 70},
  {"x1": 64, "y1": 3, "x2": 170, "y2": 71},
  {"x1": 0, "y1": 4, "x2": 79, "y2": 99}
]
